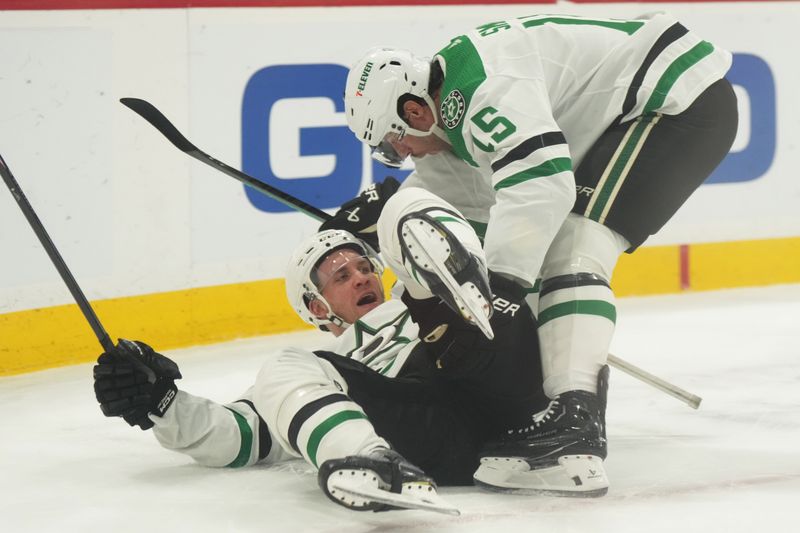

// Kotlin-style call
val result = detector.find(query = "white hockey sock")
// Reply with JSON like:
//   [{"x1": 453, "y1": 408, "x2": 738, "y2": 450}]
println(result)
[
  {"x1": 538, "y1": 281, "x2": 616, "y2": 396},
  {"x1": 537, "y1": 214, "x2": 629, "y2": 397}
]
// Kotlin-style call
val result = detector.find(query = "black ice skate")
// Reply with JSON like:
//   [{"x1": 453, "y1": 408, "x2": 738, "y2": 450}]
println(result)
[
  {"x1": 474, "y1": 366, "x2": 610, "y2": 497},
  {"x1": 318, "y1": 447, "x2": 459, "y2": 515},
  {"x1": 398, "y1": 209, "x2": 494, "y2": 339}
]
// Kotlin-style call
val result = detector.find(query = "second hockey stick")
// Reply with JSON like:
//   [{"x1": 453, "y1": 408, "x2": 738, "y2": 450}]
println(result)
[
  {"x1": 120, "y1": 98, "x2": 328, "y2": 222},
  {"x1": 120, "y1": 97, "x2": 703, "y2": 409},
  {"x1": 1, "y1": 153, "x2": 115, "y2": 353},
  {"x1": 608, "y1": 354, "x2": 701, "y2": 409}
]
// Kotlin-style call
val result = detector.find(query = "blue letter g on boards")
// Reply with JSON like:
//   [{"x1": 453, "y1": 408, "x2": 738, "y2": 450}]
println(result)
[
  {"x1": 242, "y1": 64, "x2": 361, "y2": 212},
  {"x1": 706, "y1": 53, "x2": 775, "y2": 184}
]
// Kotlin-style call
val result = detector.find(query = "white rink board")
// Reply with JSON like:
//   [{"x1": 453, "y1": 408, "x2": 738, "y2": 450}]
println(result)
[{"x1": 1, "y1": 2, "x2": 797, "y2": 313}]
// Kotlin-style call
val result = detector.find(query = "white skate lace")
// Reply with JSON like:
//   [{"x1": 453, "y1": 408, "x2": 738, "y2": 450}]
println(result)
[{"x1": 507, "y1": 397, "x2": 561, "y2": 435}]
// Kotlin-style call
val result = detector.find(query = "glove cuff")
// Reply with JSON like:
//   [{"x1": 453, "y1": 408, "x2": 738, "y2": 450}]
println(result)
[{"x1": 151, "y1": 379, "x2": 178, "y2": 417}]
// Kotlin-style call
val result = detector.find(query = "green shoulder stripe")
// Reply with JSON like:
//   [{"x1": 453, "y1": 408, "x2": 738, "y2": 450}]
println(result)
[
  {"x1": 520, "y1": 16, "x2": 644, "y2": 35},
  {"x1": 435, "y1": 36, "x2": 487, "y2": 167}
]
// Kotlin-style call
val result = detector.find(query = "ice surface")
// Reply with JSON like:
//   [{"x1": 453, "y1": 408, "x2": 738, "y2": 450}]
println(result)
[{"x1": 2, "y1": 284, "x2": 799, "y2": 532}]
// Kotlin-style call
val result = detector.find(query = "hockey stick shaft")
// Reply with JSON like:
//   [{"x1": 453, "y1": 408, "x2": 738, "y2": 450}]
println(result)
[
  {"x1": 0, "y1": 154, "x2": 116, "y2": 353},
  {"x1": 608, "y1": 353, "x2": 702, "y2": 409},
  {"x1": 119, "y1": 98, "x2": 329, "y2": 222},
  {"x1": 120, "y1": 98, "x2": 702, "y2": 408}
]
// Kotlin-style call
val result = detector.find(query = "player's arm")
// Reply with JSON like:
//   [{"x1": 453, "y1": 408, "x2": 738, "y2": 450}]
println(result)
[
  {"x1": 93, "y1": 340, "x2": 288, "y2": 467},
  {"x1": 467, "y1": 79, "x2": 576, "y2": 286},
  {"x1": 151, "y1": 388, "x2": 289, "y2": 468}
]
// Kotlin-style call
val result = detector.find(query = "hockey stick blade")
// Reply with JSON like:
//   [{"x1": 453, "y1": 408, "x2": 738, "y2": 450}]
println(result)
[
  {"x1": 119, "y1": 97, "x2": 329, "y2": 222},
  {"x1": 329, "y1": 479, "x2": 461, "y2": 516}
]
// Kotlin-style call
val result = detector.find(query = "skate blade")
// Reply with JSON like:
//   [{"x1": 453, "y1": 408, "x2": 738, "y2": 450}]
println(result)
[
  {"x1": 402, "y1": 219, "x2": 494, "y2": 340},
  {"x1": 329, "y1": 475, "x2": 460, "y2": 516},
  {"x1": 474, "y1": 455, "x2": 608, "y2": 497}
]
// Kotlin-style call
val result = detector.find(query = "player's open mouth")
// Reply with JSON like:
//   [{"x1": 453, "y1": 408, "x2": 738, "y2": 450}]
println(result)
[{"x1": 357, "y1": 293, "x2": 379, "y2": 306}]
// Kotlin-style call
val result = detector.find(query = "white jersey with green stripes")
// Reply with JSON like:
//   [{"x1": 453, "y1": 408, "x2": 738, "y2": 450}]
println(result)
[
  {"x1": 150, "y1": 299, "x2": 422, "y2": 468},
  {"x1": 321, "y1": 298, "x2": 420, "y2": 378},
  {"x1": 421, "y1": 11, "x2": 731, "y2": 286}
]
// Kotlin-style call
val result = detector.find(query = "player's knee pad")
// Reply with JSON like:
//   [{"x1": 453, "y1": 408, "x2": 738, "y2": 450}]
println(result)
[
  {"x1": 281, "y1": 386, "x2": 385, "y2": 468},
  {"x1": 253, "y1": 348, "x2": 386, "y2": 466},
  {"x1": 540, "y1": 213, "x2": 629, "y2": 282}
]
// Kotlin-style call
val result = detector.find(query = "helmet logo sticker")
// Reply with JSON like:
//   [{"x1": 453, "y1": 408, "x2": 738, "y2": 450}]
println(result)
[
  {"x1": 441, "y1": 90, "x2": 466, "y2": 129},
  {"x1": 355, "y1": 61, "x2": 374, "y2": 96}
]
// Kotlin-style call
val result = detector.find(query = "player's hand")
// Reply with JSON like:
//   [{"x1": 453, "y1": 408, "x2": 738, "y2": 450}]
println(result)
[
  {"x1": 93, "y1": 339, "x2": 182, "y2": 430},
  {"x1": 319, "y1": 177, "x2": 401, "y2": 251}
]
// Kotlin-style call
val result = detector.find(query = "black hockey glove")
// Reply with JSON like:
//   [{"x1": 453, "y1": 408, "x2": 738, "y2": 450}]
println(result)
[
  {"x1": 93, "y1": 339, "x2": 182, "y2": 430},
  {"x1": 319, "y1": 177, "x2": 401, "y2": 251}
]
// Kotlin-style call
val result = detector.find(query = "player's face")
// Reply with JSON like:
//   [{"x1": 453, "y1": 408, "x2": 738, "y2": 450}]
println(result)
[
  {"x1": 314, "y1": 249, "x2": 385, "y2": 324},
  {"x1": 384, "y1": 100, "x2": 450, "y2": 159},
  {"x1": 379, "y1": 99, "x2": 450, "y2": 161}
]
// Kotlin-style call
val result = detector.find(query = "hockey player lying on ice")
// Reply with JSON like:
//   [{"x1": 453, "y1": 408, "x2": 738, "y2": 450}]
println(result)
[{"x1": 93, "y1": 187, "x2": 610, "y2": 513}]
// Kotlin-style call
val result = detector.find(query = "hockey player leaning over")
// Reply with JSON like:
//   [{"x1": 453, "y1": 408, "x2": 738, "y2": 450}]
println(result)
[
  {"x1": 94, "y1": 187, "x2": 608, "y2": 514},
  {"x1": 341, "y1": 11, "x2": 739, "y2": 493}
]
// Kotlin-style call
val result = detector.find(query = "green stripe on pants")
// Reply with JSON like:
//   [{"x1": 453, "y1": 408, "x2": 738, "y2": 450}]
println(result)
[{"x1": 587, "y1": 115, "x2": 657, "y2": 222}]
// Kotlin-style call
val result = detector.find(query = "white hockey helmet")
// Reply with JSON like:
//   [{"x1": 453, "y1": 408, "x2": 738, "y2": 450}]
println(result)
[
  {"x1": 344, "y1": 47, "x2": 438, "y2": 168},
  {"x1": 285, "y1": 229, "x2": 384, "y2": 331}
]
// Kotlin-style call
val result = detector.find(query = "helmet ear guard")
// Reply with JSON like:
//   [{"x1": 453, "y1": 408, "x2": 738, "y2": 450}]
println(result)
[
  {"x1": 304, "y1": 295, "x2": 346, "y2": 332},
  {"x1": 285, "y1": 230, "x2": 384, "y2": 331}
]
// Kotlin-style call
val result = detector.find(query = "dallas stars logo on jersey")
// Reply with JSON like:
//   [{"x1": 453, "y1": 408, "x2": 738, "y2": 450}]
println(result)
[{"x1": 441, "y1": 89, "x2": 466, "y2": 129}]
